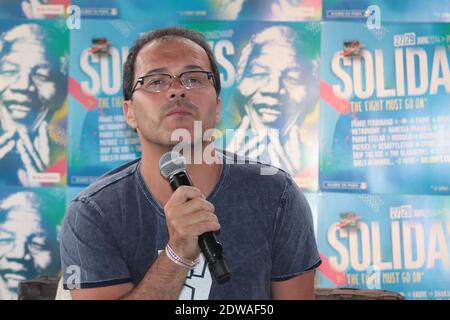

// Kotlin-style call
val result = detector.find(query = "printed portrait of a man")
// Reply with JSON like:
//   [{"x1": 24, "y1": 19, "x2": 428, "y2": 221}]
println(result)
[
  {"x1": 0, "y1": 23, "x2": 68, "y2": 186},
  {"x1": 225, "y1": 25, "x2": 320, "y2": 189},
  {"x1": 0, "y1": 190, "x2": 63, "y2": 299}
]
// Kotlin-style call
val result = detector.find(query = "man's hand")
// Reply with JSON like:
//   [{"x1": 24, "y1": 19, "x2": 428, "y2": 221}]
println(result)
[
  {"x1": 163, "y1": 186, "x2": 220, "y2": 262},
  {"x1": 227, "y1": 116, "x2": 269, "y2": 159},
  {"x1": 0, "y1": 130, "x2": 16, "y2": 160},
  {"x1": 16, "y1": 128, "x2": 46, "y2": 172},
  {"x1": 0, "y1": 275, "x2": 15, "y2": 300}
]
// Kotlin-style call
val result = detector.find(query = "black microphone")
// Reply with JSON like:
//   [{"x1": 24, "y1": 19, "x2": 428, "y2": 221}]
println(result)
[{"x1": 159, "y1": 151, "x2": 230, "y2": 284}]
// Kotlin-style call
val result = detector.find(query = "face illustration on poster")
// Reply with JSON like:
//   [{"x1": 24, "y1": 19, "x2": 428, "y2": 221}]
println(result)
[
  {"x1": 226, "y1": 25, "x2": 319, "y2": 180},
  {"x1": 0, "y1": 191, "x2": 59, "y2": 300},
  {"x1": 0, "y1": 23, "x2": 67, "y2": 186},
  {"x1": 215, "y1": 0, "x2": 317, "y2": 20}
]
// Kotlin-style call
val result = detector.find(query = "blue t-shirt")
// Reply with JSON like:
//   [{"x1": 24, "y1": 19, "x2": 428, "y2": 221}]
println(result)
[{"x1": 60, "y1": 152, "x2": 321, "y2": 299}]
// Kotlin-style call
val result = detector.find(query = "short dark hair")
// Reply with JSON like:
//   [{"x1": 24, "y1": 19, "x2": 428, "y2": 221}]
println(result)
[{"x1": 123, "y1": 26, "x2": 221, "y2": 100}]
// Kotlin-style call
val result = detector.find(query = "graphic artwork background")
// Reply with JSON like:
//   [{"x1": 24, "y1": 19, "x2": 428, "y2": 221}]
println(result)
[{"x1": 0, "y1": 0, "x2": 448, "y2": 299}]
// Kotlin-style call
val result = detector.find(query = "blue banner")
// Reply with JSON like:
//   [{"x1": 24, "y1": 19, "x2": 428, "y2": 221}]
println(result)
[
  {"x1": 68, "y1": 20, "x2": 321, "y2": 191},
  {"x1": 316, "y1": 192, "x2": 450, "y2": 300},
  {"x1": 323, "y1": 0, "x2": 450, "y2": 23},
  {"x1": 320, "y1": 22, "x2": 450, "y2": 195}
]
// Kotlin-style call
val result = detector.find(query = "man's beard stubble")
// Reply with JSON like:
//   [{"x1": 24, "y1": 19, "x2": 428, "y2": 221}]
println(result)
[{"x1": 138, "y1": 97, "x2": 210, "y2": 149}]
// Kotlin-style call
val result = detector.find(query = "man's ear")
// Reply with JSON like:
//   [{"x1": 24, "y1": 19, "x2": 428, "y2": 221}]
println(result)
[
  {"x1": 215, "y1": 96, "x2": 222, "y2": 125},
  {"x1": 123, "y1": 100, "x2": 138, "y2": 129}
]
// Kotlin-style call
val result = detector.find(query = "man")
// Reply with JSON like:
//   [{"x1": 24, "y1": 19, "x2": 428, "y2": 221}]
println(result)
[
  {"x1": 226, "y1": 26, "x2": 320, "y2": 188},
  {"x1": 60, "y1": 27, "x2": 320, "y2": 299},
  {"x1": 0, "y1": 23, "x2": 67, "y2": 186},
  {"x1": 0, "y1": 191, "x2": 61, "y2": 300}
]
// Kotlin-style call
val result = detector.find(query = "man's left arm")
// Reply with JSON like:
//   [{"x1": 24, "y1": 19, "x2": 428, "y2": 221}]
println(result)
[
  {"x1": 271, "y1": 270, "x2": 316, "y2": 300},
  {"x1": 270, "y1": 176, "x2": 321, "y2": 299}
]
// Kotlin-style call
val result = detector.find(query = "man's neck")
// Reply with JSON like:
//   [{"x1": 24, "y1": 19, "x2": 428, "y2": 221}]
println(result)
[{"x1": 139, "y1": 142, "x2": 222, "y2": 207}]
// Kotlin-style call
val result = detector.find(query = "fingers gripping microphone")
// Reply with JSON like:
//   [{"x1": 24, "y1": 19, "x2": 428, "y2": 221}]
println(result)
[{"x1": 159, "y1": 151, "x2": 230, "y2": 284}]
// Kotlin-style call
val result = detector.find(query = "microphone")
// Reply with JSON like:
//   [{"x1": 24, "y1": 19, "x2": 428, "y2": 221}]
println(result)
[{"x1": 159, "y1": 151, "x2": 230, "y2": 284}]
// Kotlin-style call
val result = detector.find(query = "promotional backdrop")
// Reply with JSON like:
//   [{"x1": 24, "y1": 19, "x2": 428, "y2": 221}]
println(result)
[{"x1": 0, "y1": 0, "x2": 448, "y2": 300}]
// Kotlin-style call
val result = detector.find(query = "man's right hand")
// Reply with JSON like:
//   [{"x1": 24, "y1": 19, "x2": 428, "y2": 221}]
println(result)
[
  {"x1": 163, "y1": 186, "x2": 220, "y2": 263},
  {"x1": 68, "y1": 186, "x2": 220, "y2": 300}
]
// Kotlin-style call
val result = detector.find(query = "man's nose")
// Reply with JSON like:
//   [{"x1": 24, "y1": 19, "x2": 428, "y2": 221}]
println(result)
[
  {"x1": 5, "y1": 242, "x2": 32, "y2": 261},
  {"x1": 260, "y1": 74, "x2": 282, "y2": 94},
  {"x1": 168, "y1": 77, "x2": 186, "y2": 99},
  {"x1": 10, "y1": 71, "x2": 36, "y2": 92}
]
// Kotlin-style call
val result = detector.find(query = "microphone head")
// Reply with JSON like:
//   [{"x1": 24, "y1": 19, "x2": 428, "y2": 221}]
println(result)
[{"x1": 159, "y1": 151, "x2": 187, "y2": 179}]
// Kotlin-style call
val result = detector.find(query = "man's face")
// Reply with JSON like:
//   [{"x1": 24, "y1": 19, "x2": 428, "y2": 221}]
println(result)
[
  {"x1": 124, "y1": 38, "x2": 221, "y2": 148},
  {"x1": 237, "y1": 40, "x2": 307, "y2": 131},
  {"x1": 0, "y1": 207, "x2": 51, "y2": 296},
  {"x1": 0, "y1": 38, "x2": 57, "y2": 128}
]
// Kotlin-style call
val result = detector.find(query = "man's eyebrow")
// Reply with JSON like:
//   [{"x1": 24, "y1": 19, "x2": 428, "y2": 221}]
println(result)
[
  {"x1": 0, "y1": 60, "x2": 50, "y2": 70},
  {"x1": 248, "y1": 61, "x2": 270, "y2": 70},
  {"x1": 0, "y1": 60, "x2": 19, "y2": 68},
  {"x1": 29, "y1": 231, "x2": 47, "y2": 238},
  {"x1": 0, "y1": 227, "x2": 15, "y2": 237},
  {"x1": 36, "y1": 62, "x2": 52, "y2": 69},
  {"x1": 143, "y1": 67, "x2": 167, "y2": 75},
  {"x1": 182, "y1": 65, "x2": 204, "y2": 71},
  {"x1": 142, "y1": 65, "x2": 205, "y2": 76}
]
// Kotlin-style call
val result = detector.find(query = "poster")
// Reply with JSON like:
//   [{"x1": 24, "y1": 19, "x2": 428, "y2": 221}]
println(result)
[
  {"x1": 305, "y1": 192, "x2": 319, "y2": 234},
  {"x1": 0, "y1": 20, "x2": 68, "y2": 187},
  {"x1": 0, "y1": 187, "x2": 65, "y2": 300},
  {"x1": 65, "y1": 186, "x2": 83, "y2": 206},
  {"x1": 68, "y1": 19, "x2": 163, "y2": 186},
  {"x1": 316, "y1": 192, "x2": 450, "y2": 300},
  {"x1": 68, "y1": 20, "x2": 321, "y2": 191},
  {"x1": 195, "y1": 21, "x2": 322, "y2": 191},
  {"x1": 0, "y1": 0, "x2": 69, "y2": 19},
  {"x1": 71, "y1": 0, "x2": 321, "y2": 21},
  {"x1": 320, "y1": 22, "x2": 450, "y2": 195},
  {"x1": 323, "y1": 0, "x2": 450, "y2": 23}
]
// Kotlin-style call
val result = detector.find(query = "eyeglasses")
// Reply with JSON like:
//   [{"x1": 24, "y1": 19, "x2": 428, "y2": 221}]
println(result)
[{"x1": 130, "y1": 70, "x2": 214, "y2": 96}]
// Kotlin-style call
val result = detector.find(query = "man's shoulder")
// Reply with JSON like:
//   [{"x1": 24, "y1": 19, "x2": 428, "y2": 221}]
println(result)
[
  {"x1": 219, "y1": 151, "x2": 306, "y2": 217},
  {"x1": 73, "y1": 158, "x2": 141, "y2": 202},
  {"x1": 220, "y1": 150, "x2": 292, "y2": 190}
]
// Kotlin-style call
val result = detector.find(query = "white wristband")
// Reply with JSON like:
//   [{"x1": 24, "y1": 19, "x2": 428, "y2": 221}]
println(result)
[{"x1": 165, "y1": 243, "x2": 200, "y2": 270}]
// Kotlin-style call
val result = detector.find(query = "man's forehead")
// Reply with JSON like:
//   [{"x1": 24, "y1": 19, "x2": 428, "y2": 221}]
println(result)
[
  {"x1": 250, "y1": 45, "x2": 299, "y2": 69},
  {"x1": 3, "y1": 208, "x2": 39, "y2": 217},
  {"x1": 146, "y1": 36, "x2": 195, "y2": 46},
  {"x1": 258, "y1": 42, "x2": 297, "y2": 57},
  {"x1": 135, "y1": 38, "x2": 210, "y2": 74},
  {"x1": 1, "y1": 42, "x2": 50, "y2": 66},
  {"x1": 0, "y1": 209, "x2": 42, "y2": 230}
]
